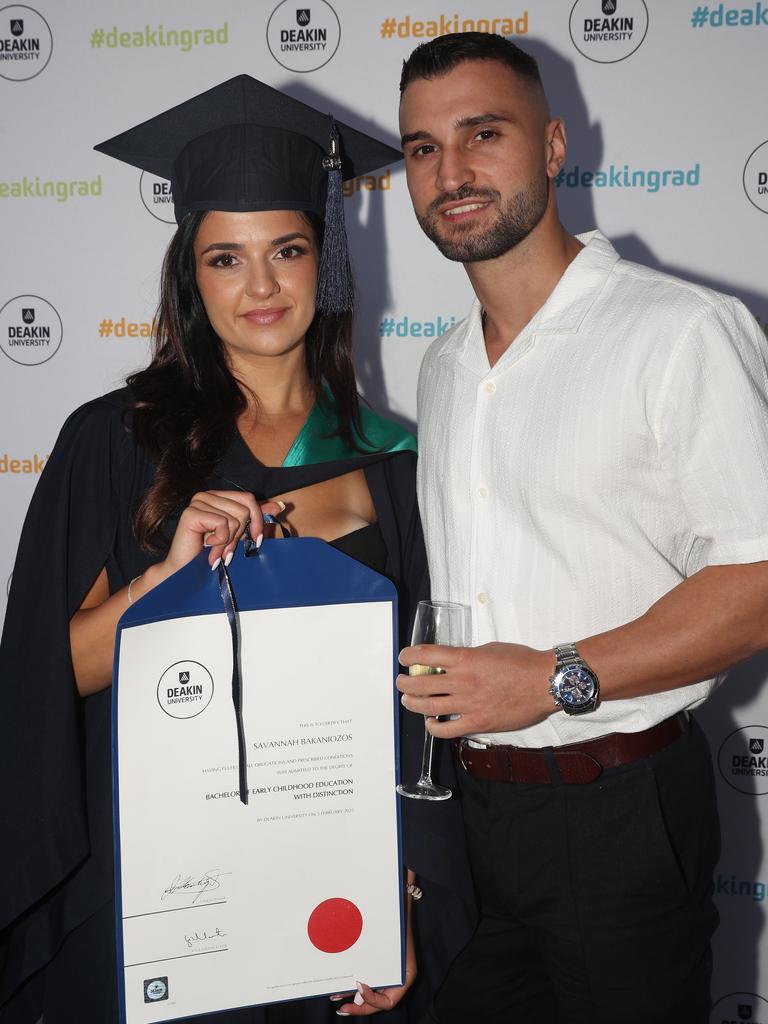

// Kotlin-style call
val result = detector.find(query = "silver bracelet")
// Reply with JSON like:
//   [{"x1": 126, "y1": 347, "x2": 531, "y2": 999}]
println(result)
[
  {"x1": 405, "y1": 882, "x2": 423, "y2": 901},
  {"x1": 127, "y1": 575, "x2": 143, "y2": 605}
]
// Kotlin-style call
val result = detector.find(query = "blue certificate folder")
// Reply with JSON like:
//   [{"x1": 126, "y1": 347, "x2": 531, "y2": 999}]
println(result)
[{"x1": 112, "y1": 538, "x2": 405, "y2": 1024}]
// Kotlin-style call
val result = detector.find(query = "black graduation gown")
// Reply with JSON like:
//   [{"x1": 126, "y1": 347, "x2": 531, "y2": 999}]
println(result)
[{"x1": 0, "y1": 389, "x2": 476, "y2": 1023}]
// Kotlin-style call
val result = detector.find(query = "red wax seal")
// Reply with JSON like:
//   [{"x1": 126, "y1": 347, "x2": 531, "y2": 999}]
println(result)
[{"x1": 307, "y1": 898, "x2": 363, "y2": 953}]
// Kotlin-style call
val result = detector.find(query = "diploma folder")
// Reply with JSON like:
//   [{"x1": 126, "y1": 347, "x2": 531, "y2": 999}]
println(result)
[{"x1": 112, "y1": 538, "x2": 404, "y2": 1024}]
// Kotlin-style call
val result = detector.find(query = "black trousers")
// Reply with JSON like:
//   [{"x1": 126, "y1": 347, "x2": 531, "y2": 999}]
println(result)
[{"x1": 428, "y1": 717, "x2": 720, "y2": 1024}]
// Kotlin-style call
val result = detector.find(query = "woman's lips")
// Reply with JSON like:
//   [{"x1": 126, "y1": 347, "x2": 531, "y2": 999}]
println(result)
[{"x1": 241, "y1": 307, "x2": 289, "y2": 325}]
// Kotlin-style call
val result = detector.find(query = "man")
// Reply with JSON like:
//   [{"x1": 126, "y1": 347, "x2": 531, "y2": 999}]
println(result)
[{"x1": 396, "y1": 32, "x2": 768, "y2": 1024}]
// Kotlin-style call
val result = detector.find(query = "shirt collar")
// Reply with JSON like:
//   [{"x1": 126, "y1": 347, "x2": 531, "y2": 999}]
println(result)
[
  {"x1": 533, "y1": 230, "x2": 621, "y2": 335},
  {"x1": 441, "y1": 230, "x2": 622, "y2": 372}
]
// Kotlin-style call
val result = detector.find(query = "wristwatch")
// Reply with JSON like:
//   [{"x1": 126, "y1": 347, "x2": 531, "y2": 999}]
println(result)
[{"x1": 548, "y1": 642, "x2": 600, "y2": 715}]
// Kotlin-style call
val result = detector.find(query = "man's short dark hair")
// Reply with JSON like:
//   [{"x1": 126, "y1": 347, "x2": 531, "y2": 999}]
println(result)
[{"x1": 399, "y1": 31, "x2": 545, "y2": 96}]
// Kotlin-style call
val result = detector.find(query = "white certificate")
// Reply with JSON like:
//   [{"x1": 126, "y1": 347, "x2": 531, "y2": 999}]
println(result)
[{"x1": 114, "y1": 593, "x2": 403, "y2": 1024}]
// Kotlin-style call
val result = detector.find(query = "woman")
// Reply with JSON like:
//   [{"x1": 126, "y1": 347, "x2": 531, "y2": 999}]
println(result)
[{"x1": 0, "y1": 76, "x2": 475, "y2": 1023}]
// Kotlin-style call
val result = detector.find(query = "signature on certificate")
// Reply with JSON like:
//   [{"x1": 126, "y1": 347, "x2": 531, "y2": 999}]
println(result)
[
  {"x1": 161, "y1": 869, "x2": 231, "y2": 904},
  {"x1": 184, "y1": 927, "x2": 227, "y2": 948}
]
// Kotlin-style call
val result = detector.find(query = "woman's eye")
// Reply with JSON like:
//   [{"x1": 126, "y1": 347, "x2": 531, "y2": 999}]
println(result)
[
  {"x1": 208, "y1": 252, "x2": 238, "y2": 268},
  {"x1": 276, "y1": 245, "x2": 307, "y2": 260}
]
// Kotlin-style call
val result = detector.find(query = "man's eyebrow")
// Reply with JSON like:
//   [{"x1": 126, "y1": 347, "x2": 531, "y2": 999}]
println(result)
[
  {"x1": 454, "y1": 113, "x2": 512, "y2": 130},
  {"x1": 400, "y1": 129, "x2": 432, "y2": 147},
  {"x1": 401, "y1": 113, "x2": 513, "y2": 147}
]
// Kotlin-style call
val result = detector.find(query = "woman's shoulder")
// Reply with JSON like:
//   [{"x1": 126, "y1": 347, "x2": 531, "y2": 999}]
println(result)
[
  {"x1": 49, "y1": 386, "x2": 140, "y2": 469},
  {"x1": 54, "y1": 386, "x2": 133, "y2": 437},
  {"x1": 61, "y1": 385, "x2": 132, "y2": 424}
]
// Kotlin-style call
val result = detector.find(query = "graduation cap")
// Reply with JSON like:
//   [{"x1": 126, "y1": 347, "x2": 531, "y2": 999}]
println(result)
[{"x1": 95, "y1": 74, "x2": 402, "y2": 313}]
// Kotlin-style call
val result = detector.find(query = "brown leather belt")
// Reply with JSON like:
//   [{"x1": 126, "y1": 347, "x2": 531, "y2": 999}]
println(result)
[{"x1": 453, "y1": 713, "x2": 688, "y2": 785}]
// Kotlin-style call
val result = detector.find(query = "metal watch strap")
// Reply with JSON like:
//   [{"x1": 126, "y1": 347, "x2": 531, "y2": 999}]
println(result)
[{"x1": 553, "y1": 642, "x2": 582, "y2": 669}]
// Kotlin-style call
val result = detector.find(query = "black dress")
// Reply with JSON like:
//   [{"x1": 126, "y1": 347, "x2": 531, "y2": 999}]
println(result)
[{"x1": 0, "y1": 390, "x2": 476, "y2": 1023}]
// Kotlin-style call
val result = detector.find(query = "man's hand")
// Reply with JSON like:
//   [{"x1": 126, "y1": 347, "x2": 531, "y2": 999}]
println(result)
[{"x1": 397, "y1": 642, "x2": 556, "y2": 738}]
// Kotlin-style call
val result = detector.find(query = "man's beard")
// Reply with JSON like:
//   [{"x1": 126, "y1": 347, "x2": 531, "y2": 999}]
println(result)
[{"x1": 416, "y1": 179, "x2": 548, "y2": 263}]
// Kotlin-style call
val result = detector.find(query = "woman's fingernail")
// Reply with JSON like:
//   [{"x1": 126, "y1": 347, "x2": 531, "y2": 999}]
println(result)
[
  {"x1": 328, "y1": 995, "x2": 344, "y2": 1001},
  {"x1": 256, "y1": 534, "x2": 263, "y2": 549},
  {"x1": 276, "y1": 500, "x2": 287, "y2": 513},
  {"x1": 354, "y1": 982, "x2": 365, "y2": 1006},
  {"x1": 211, "y1": 557, "x2": 221, "y2": 571},
  {"x1": 224, "y1": 551, "x2": 233, "y2": 567}
]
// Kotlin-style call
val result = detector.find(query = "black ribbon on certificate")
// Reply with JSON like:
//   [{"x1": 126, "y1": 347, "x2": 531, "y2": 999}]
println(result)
[
  {"x1": 216, "y1": 562, "x2": 249, "y2": 805},
  {"x1": 216, "y1": 517, "x2": 293, "y2": 805}
]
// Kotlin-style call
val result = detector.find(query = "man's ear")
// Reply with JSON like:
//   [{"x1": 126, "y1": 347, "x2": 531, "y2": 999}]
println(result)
[{"x1": 545, "y1": 117, "x2": 567, "y2": 178}]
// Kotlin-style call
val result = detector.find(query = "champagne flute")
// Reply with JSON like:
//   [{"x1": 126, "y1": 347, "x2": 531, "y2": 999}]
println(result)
[{"x1": 397, "y1": 600, "x2": 471, "y2": 801}]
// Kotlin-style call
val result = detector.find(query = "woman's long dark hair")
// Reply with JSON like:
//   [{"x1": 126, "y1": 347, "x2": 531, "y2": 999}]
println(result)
[{"x1": 128, "y1": 210, "x2": 362, "y2": 550}]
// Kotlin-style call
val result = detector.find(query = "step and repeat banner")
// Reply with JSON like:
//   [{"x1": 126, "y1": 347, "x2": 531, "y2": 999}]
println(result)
[{"x1": 1, "y1": 2, "x2": 766, "y2": 1018}]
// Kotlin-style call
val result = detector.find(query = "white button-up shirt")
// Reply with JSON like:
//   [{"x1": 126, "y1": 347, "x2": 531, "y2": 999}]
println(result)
[{"x1": 417, "y1": 231, "x2": 768, "y2": 747}]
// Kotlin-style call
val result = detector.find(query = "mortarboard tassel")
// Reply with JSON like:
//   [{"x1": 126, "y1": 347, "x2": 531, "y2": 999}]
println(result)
[{"x1": 316, "y1": 117, "x2": 355, "y2": 314}]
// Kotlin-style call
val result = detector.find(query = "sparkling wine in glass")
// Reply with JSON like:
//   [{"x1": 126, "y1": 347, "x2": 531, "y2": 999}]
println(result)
[{"x1": 397, "y1": 600, "x2": 471, "y2": 801}]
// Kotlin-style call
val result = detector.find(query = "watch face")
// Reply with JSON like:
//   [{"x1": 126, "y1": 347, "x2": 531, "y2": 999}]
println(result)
[{"x1": 558, "y1": 667, "x2": 596, "y2": 707}]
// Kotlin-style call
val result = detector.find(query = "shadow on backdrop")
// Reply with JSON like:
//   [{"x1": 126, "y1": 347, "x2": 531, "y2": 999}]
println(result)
[{"x1": 525, "y1": 38, "x2": 768, "y2": 315}]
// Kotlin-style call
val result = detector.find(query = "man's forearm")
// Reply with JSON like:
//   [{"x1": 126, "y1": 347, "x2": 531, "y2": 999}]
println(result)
[
  {"x1": 398, "y1": 560, "x2": 768, "y2": 736},
  {"x1": 579, "y1": 560, "x2": 768, "y2": 700}
]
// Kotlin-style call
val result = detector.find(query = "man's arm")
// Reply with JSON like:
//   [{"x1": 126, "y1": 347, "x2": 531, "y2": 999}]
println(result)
[{"x1": 398, "y1": 560, "x2": 768, "y2": 737}]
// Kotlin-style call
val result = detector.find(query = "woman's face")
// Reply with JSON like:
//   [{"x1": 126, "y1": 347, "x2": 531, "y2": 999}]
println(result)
[{"x1": 194, "y1": 209, "x2": 319, "y2": 365}]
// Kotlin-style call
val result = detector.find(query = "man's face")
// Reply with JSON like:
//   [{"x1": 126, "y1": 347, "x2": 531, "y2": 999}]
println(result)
[{"x1": 399, "y1": 59, "x2": 561, "y2": 262}]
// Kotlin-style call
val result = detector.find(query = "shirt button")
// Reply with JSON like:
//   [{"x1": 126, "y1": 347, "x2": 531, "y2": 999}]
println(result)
[
  {"x1": 477, "y1": 592, "x2": 489, "y2": 605},
  {"x1": 477, "y1": 486, "x2": 489, "y2": 499},
  {"x1": 483, "y1": 381, "x2": 496, "y2": 394}
]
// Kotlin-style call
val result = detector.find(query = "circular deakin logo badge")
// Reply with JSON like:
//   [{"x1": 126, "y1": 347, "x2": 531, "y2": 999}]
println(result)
[
  {"x1": 157, "y1": 660, "x2": 214, "y2": 719},
  {"x1": 0, "y1": 5, "x2": 53, "y2": 81},
  {"x1": 266, "y1": 0, "x2": 340, "y2": 72},
  {"x1": 717, "y1": 725, "x2": 768, "y2": 796},
  {"x1": 710, "y1": 991, "x2": 768, "y2": 1023},
  {"x1": 140, "y1": 171, "x2": 176, "y2": 224},
  {"x1": 0, "y1": 294, "x2": 63, "y2": 365},
  {"x1": 743, "y1": 140, "x2": 768, "y2": 214},
  {"x1": 569, "y1": 0, "x2": 649, "y2": 64}
]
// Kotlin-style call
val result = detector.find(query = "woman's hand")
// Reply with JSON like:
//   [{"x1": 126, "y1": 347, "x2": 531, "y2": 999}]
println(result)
[
  {"x1": 70, "y1": 490, "x2": 281, "y2": 696},
  {"x1": 162, "y1": 490, "x2": 284, "y2": 572},
  {"x1": 329, "y1": 895, "x2": 417, "y2": 1016}
]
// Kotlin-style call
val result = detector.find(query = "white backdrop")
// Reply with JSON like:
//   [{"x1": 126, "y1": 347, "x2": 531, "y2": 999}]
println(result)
[{"x1": 1, "y1": 2, "x2": 767, "y2": 1019}]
